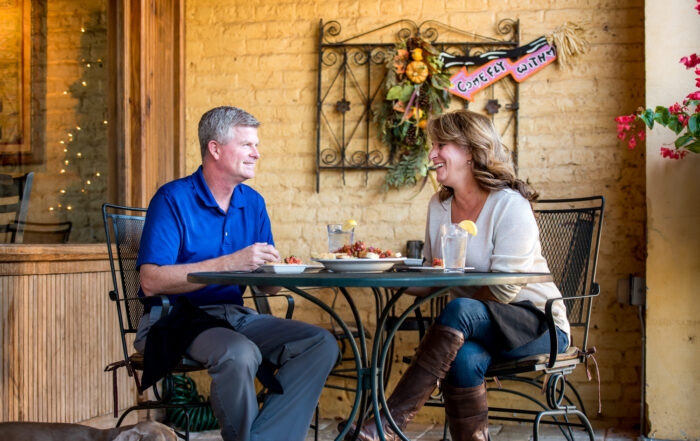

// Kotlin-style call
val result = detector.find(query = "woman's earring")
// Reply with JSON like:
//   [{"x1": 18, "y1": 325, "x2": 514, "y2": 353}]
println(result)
[{"x1": 467, "y1": 160, "x2": 473, "y2": 165}]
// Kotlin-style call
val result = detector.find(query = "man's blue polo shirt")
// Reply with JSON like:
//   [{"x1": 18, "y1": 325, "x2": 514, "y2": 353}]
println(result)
[{"x1": 136, "y1": 166, "x2": 274, "y2": 306}]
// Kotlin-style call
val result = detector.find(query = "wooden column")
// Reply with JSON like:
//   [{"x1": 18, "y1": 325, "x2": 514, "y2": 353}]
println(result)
[{"x1": 108, "y1": 0, "x2": 185, "y2": 208}]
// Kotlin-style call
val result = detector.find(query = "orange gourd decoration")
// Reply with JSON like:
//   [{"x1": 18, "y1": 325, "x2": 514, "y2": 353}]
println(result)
[
  {"x1": 405, "y1": 48, "x2": 429, "y2": 83},
  {"x1": 406, "y1": 61, "x2": 429, "y2": 83}
]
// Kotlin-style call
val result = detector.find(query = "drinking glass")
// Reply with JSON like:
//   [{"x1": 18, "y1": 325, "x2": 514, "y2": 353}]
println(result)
[
  {"x1": 327, "y1": 224, "x2": 354, "y2": 252},
  {"x1": 440, "y1": 223, "x2": 468, "y2": 272}
]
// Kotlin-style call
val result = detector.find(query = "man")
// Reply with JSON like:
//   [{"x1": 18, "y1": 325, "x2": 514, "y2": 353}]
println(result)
[{"x1": 133, "y1": 106, "x2": 338, "y2": 441}]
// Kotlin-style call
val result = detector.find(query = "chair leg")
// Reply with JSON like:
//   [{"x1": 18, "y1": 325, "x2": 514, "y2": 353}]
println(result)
[
  {"x1": 534, "y1": 409, "x2": 594, "y2": 441},
  {"x1": 532, "y1": 371, "x2": 595, "y2": 441},
  {"x1": 315, "y1": 406, "x2": 319, "y2": 441}
]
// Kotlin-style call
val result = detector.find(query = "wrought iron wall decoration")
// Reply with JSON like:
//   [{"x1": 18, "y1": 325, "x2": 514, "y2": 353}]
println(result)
[{"x1": 315, "y1": 19, "x2": 522, "y2": 192}]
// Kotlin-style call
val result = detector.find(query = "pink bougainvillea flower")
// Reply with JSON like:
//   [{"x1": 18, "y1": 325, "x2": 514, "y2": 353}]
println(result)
[
  {"x1": 669, "y1": 103, "x2": 682, "y2": 114},
  {"x1": 680, "y1": 53, "x2": 700, "y2": 68},
  {"x1": 679, "y1": 114, "x2": 689, "y2": 126},
  {"x1": 660, "y1": 147, "x2": 689, "y2": 160},
  {"x1": 614, "y1": 114, "x2": 636, "y2": 124},
  {"x1": 617, "y1": 131, "x2": 627, "y2": 140},
  {"x1": 637, "y1": 130, "x2": 646, "y2": 141},
  {"x1": 687, "y1": 91, "x2": 700, "y2": 101},
  {"x1": 660, "y1": 147, "x2": 680, "y2": 159},
  {"x1": 628, "y1": 137, "x2": 637, "y2": 149}
]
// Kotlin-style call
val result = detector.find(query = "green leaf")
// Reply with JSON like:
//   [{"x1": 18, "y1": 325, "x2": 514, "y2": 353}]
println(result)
[
  {"x1": 674, "y1": 133, "x2": 695, "y2": 148},
  {"x1": 688, "y1": 114, "x2": 699, "y2": 136},
  {"x1": 386, "y1": 85, "x2": 404, "y2": 101},
  {"x1": 668, "y1": 118, "x2": 683, "y2": 135},
  {"x1": 654, "y1": 107, "x2": 671, "y2": 126},
  {"x1": 400, "y1": 121, "x2": 410, "y2": 138},
  {"x1": 639, "y1": 109, "x2": 655, "y2": 128},
  {"x1": 684, "y1": 140, "x2": 700, "y2": 153},
  {"x1": 399, "y1": 84, "x2": 415, "y2": 103}
]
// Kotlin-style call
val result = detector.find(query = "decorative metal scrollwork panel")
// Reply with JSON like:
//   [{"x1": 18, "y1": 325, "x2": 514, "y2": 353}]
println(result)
[{"x1": 315, "y1": 19, "x2": 521, "y2": 192}]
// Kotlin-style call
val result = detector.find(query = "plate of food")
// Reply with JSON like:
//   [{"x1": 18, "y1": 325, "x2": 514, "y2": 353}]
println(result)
[
  {"x1": 259, "y1": 264, "x2": 323, "y2": 274},
  {"x1": 259, "y1": 256, "x2": 323, "y2": 274},
  {"x1": 311, "y1": 257, "x2": 406, "y2": 273},
  {"x1": 311, "y1": 241, "x2": 405, "y2": 272}
]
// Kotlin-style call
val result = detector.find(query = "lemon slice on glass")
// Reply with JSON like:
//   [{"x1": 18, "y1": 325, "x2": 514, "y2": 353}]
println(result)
[
  {"x1": 458, "y1": 220, "x2": 478, "y2": 236},
  {"x1": 342, "y1": 219, "x2": 357, "y2": 232}
]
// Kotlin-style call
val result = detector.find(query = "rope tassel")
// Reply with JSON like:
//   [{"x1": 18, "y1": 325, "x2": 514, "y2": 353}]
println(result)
[{"x1": 545, "y1": 21, "x2": 590, "y2": 70}]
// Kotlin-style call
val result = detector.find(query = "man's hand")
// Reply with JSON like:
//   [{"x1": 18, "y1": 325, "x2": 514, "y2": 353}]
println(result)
[
  {"x1": 220, "y1": 242, "x2": 281, "y2": 271},
  {"x1": 140, "y1": 243, "x2": 280, "y2": 296}
]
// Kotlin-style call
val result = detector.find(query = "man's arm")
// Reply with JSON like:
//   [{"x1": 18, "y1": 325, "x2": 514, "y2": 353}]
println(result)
[{"x1": 140, "y1": 242, "x2": 280, "y2": 296}]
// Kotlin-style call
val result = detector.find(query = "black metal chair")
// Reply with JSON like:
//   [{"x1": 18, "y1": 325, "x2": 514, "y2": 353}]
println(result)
[
  {"x1": 102, "y1": 203, "x2": 297, "y2": 440},
  {"x1": 387, "y1": 196, "x2": 604, "y2": 440},
  {"x1": 483, "y1": 195, "x2": 605, "y2": 440},
  {"x1": 0, "y1": 172, "x2": 34, "y2": 243}
]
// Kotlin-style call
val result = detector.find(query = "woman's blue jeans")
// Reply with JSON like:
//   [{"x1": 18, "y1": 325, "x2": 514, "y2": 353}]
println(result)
[{"x1": 436, "y1": 298, "x2": 569, "y2": 388}]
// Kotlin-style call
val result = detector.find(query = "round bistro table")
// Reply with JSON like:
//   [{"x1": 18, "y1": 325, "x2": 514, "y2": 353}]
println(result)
[{"x1": 188, "y1": 270, "x2": 552, "y2": 441}]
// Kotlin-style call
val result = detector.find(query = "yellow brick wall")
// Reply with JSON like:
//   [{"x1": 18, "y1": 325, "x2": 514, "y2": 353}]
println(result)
[{"x1": 185, "y1": 0, "x2": 645, "y2": 429}]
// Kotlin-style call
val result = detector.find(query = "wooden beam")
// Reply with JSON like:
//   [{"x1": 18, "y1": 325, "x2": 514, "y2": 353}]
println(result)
[{"x1": 107, "y1": 0, "x2": 184, "y2": 208}]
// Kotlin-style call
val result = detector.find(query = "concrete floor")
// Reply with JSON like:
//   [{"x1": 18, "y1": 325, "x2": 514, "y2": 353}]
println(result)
[
  {"x1": 83, "y1": 411, "x2": 638, "y2": 440},
  {"x1": 186, "y1": 419, "x2": 639, "y2": 441}
]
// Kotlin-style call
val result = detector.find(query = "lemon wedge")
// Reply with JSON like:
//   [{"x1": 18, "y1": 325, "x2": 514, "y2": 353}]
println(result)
[
  {"x1": 342, "y1": 219, "x2": 357, "y2": 232},
  {"x1": 458, "y1": 220, "x2": 478, "y2": 236}
]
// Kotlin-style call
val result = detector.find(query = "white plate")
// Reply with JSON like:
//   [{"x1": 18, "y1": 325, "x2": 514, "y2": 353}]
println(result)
[
  {"x1": 260, "y1": 264, "x2": 323, "y2": 274},
  {"x1": 407, "y1": 266, "x2": 476, "y2": 272},
  {"x1": 311, "y1": 257, "x2": 406, "y2": 273}
]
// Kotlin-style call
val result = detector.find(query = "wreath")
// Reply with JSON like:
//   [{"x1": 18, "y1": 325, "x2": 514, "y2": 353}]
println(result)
[{"x1": 375, "y1": 37, "x2": 452, "y2": 189}]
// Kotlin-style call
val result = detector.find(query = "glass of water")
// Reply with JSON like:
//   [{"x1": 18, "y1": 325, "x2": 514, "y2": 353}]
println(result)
[
  {"x1": 440, "y1": 223, "x2": 468, "y2": 272},
  {"x1": 327, "y1": 224, "x2": 354, "y2": 252}
]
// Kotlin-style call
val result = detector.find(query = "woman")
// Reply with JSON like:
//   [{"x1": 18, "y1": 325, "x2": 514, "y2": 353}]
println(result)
[{"x1": 349, "y1": 110, "x2": 570, "y2": 441}]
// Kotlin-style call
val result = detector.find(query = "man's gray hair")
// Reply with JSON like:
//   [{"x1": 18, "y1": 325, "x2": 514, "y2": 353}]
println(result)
[{"x1": 198, "y1": 106, "x2": 260, "y2": 159}]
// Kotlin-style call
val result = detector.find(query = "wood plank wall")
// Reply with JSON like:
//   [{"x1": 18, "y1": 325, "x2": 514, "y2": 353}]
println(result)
[{"x1": 0, "y1": 245, "x2": 137, "y2": 423}]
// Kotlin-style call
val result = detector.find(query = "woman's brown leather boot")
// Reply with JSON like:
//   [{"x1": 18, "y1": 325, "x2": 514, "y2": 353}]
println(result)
[
  {"x1": 442, "y1": 382, "x2": 489, "y2": 441},
  {"x1": 346, "y1": 324, "x2": 464, "y2": 441}
]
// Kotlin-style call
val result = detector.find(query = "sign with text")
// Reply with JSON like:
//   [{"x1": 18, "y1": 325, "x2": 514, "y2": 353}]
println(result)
[{"x1": 447, "y1": 44, "x2": 557, "y2": 101}]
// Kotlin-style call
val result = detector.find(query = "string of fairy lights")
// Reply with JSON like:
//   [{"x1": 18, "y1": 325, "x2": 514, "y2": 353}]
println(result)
[{"x1": 48, "y1": 26, "x2": 107, "y2": 213}]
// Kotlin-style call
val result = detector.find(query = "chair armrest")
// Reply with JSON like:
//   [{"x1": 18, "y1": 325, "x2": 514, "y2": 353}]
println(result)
[
  {"x1": 247, "y1": 286, "x2": 295, "y2": 319},
  {"x1": 267, "y1": 293, "x2": 295, "y2": 319},
  {"x1": 151, "y1": 295, "x2": 171, "y2": 319},
  {"x1": 544, "y1": 288, "x2": 599, "y2": 368},
  {"x1": 108, "y1": 290, "x2": 171, "y2": 319}
]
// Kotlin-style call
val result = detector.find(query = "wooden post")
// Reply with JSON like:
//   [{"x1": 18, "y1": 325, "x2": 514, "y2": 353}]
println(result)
[{"x1": 107, "y1": 0, "x2": 185, "y2": 208}]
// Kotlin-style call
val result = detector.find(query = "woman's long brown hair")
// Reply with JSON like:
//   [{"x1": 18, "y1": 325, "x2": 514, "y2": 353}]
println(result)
[{"x1": 427, "y1": 110, "x2": 539, "y2": 202}]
